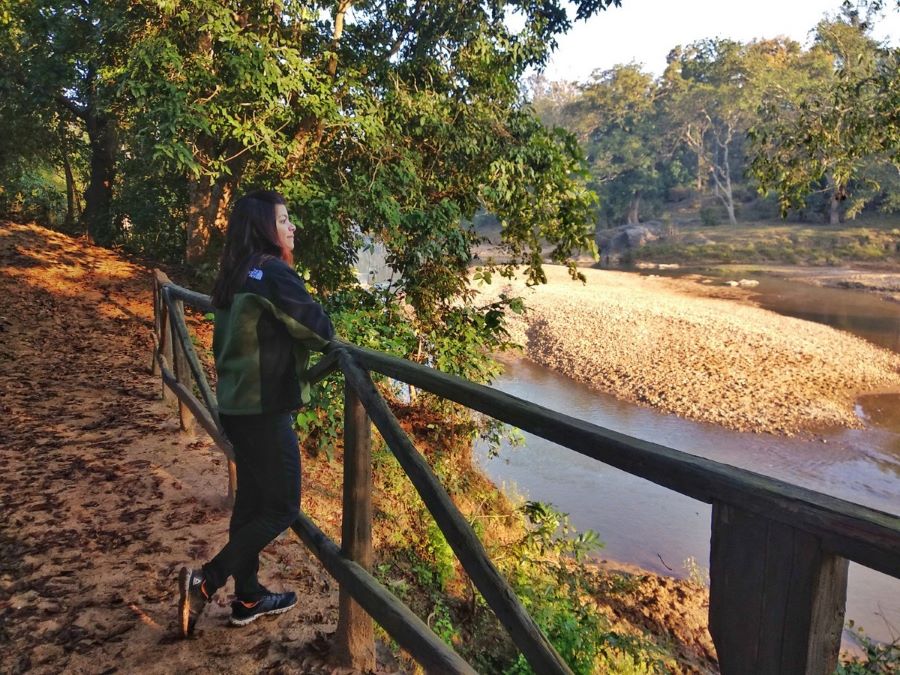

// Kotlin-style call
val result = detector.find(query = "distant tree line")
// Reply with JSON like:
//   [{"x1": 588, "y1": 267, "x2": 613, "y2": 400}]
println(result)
[{"x1": 530, "y1": 2, "x2": 899, "y2": 227}]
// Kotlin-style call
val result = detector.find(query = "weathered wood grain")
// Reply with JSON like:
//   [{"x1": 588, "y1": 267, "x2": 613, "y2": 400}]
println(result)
[
  {"x1": 151, "y1": 273, "x2": 163, "y2": 377},
  {"x1": 339, "y1": 350, "x2": 573, "y2": 675},
  {"x1": 158, "y1": 297, "x2": 176, "y2": 405},
  {"x1": 291, "y1": 514, "x2": 475, "y2": 674},
  {"x1": 334, "y1": 382, "x2": 375, "y2": 670},
  {"x1": 709, "y1": 503, "x2": 848, "y2": 675},
  {"x1": 162, "y1": 280, "x2": 214, "y2": 313},
  {"x1": 304, "y1": 348, "x2": 340, "y2": 386},
  {"x1": 161, "y1": 288, "x2": 219, "y2": 426},
  {"x1": 170, "y1": 297, "x2": 196, "y2": 434},
  {"x1": 156, "y1": 353, "x2": 234, "y2": 462}
]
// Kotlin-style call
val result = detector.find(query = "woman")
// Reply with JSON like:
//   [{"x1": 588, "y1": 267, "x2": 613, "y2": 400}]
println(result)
[{"x1": 178, "y1": 190, "x2": 334, "y2": 637}]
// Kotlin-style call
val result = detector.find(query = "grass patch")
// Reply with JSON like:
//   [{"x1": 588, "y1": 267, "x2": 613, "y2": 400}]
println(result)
[{"x1": 632, "y1": 216, "x2": 900, "y2": 267}]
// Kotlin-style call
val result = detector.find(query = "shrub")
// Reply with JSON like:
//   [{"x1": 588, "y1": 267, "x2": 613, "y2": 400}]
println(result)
[
  {"x1": 499, "y1": 502, "x2": 668, "y2": 674},
  {"x1": 836, "y1": 622, "x2": 899, "y2": 675},
  {"x1": 699, "y1": 206, "x2": 720, "y2": 227}
]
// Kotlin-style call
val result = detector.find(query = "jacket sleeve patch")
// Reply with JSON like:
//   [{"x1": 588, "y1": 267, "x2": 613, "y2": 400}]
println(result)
[{"x1": 248, "y1": 268, "x2": 264, "y2": 280}]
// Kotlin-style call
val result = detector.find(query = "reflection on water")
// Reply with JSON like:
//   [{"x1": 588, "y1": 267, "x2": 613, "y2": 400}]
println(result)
[
  {"x1": 859, "y1": 393, "x2": 900, "y2": 438},
  {"x1": 746, "y1": 277, "x2": 900, "y2": 353},
  {"x1": 643, "y1": 268, "x2": 900, "y2": 353},
  {"x1": 475, "y1": 272, "x2": 900, "y2": 646}
]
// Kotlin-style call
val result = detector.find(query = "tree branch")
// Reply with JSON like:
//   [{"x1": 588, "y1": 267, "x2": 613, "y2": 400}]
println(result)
[
  {"x1": 55, "y1": 93, "x2": 88, "y2": 121},
  {"x1": 384, "y1": 0, "x2": 424, "y2": 61},
  {"x1": 326, "y1": 0, "x2": 353, "y2": 79}
]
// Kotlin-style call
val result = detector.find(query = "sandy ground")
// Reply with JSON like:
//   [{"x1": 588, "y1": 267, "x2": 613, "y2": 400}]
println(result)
[
  {"x1": 0, "y1": 222, "x2": 724, "y2": 674},
  {"x1": 584, "y1": 559, "x2": 716, "y2": 673},
  {"x1": 0, "y1": 222, "x2": 400, "y2": 674},
  {"x1": 477, "y1": 265, "x2": 900, "y2": 435}
]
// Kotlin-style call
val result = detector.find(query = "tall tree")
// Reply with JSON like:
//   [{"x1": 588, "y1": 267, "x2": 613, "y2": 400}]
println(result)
[
  {"x1": 561, "y1": 63, "x2": 664, "y2": 226},
  {"x1": 749, "y1": 7, "x2": 898, "y2": 223},
  {"x1": 118, "y1": 0, "x2": 619, "y2": 314},
  {"x1": 1, "y1": 0, "x2": 145, "y2": 243},
  {"x1": 662, "y1": 38, "x2": 806, "y2": 225},
  {"x1": 118, "y1": 0, "x2": 333, "y2": 262}
]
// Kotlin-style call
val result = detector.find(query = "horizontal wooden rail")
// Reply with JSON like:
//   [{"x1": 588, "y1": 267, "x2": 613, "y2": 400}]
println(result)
[
  {"x1": 344, "y1": 343, "x2": 900, "y2": 579},
  {"x1": 305, "y1": 349, "x2": 340, "y2": 386},
  {"x1": 339, "y1": 350, "x2": 572, "y2": 675},
  {"x1": 155, "y1": 352, "x2": 234, "y2": 460},
  {"x1": 152, "y1": 270, "x2": 236, "y2": 499},
  {"x1": 290, "y1": 514, "x2": 475, "y2": 674},
  {"x1": 161, "y1": 288, "x2": 220, "y2": 422},
  {"x1": 161, "y1": 278, "x2": 215, "y2": 313}
]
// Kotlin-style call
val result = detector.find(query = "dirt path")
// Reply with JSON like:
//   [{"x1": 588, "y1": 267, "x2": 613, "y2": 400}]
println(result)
[{"x1": 0, "y1": 222, "x2": 397, "y2": 674}]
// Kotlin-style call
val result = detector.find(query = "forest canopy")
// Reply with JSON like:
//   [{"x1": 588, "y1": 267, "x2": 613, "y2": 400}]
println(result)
[
  {"x1": 0, "y1": 1, "x2": 618, "y2": 291},
  {"x1": 530, "y1": 2, "x2": 899, "y2": 228}
]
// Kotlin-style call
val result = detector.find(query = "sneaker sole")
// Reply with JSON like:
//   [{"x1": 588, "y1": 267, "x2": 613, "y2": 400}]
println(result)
[
  {"x1": 229, "y1": 600, "x2": 297, "y2": 626},
  {"x1": 178, "y1": 567, "x2": 192, "y2": 638}
]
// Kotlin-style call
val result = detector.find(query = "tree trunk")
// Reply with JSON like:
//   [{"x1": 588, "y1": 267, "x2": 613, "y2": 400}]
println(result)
[
  {"x1": 61, "y1": 148, "x2": 78, "y2": 232},
  {"x1": 186, "y1": 143, "x2": 250, "y2": 265},
  {"x1": 710, "y1": 166, "x2": 737, "y2": 226},
  {"x1": 829, "y1": 194, "x2": 841, "y2": 225},
  {"x1": 81, "y1": 112, "x2": 117, "y2": 244},
  {"x1": 186, "y1": 173, "x2": 236, "y2": 265},
  {"x1": 56, "y1": 122, "x2": 80, "y2": 232},
  {"x1": 626, "y1": 192, "x2": 641, "y2": 225},
  {"x1": 710, "y1": 125, "x2": 738, "y2": 226},
  {"x1": 827, "y1": 173, "x2": 843, "y2": 225}
]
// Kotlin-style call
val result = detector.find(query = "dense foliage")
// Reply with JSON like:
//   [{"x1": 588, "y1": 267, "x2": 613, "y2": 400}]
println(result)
[
  {"x1": 531, "y1": 1, "x2": 899, "y2": 227},
  {"x1": 0, "y1": 0, "x2": 623, "y2": 399},
  {"x1": 750, "y1": 6, "x2": 900, "y2": 224},
  {"x1": 1, "y1": 0, "x2": 610, "y2": 290}
]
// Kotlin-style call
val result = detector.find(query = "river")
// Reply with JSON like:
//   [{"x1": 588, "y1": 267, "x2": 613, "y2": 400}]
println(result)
[{"x1": 474, "y1": 269, "x2": 900, "y2": 647}]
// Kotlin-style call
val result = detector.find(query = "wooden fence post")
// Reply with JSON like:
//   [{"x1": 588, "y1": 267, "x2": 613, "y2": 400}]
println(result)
[
  {"x1": 161, "y1": 296, "x2": 177, "y2": 406},
  {"x1": 170, "y1": 297, "x2": 196, "y2": 434},
  {"x1": 709, "y1": 502, "x2": 848, "y2": 675},
  {"x1": 334, "y1": 381, "x2": 375, "y2": 670},
  {"x1": 151, "y1": 277, "x2": 161, "y2": 377}
]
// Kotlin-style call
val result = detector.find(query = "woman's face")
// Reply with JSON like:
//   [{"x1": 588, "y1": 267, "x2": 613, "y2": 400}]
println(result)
[{"x1": 275, "y1": 204, "x2": 295, "y2": 251}]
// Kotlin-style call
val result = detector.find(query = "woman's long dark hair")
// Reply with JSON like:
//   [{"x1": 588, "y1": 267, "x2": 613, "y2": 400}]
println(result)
[{"x1": 211, "y1": 190, "x2": 292, "y2": 308}]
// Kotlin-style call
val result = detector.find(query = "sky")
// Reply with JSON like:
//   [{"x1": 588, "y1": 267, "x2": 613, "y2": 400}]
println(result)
[{"x1": 542, "y1": 0, "x2": 900, "y2": 82}]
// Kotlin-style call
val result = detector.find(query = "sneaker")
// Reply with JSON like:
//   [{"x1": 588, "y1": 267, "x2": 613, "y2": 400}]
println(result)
[
  {"x1": 178, "y1": 566, "x2": 210, "y2": 637},
  {"x1": 229, "y1": 591, "x2": 297, "y2": 626}
]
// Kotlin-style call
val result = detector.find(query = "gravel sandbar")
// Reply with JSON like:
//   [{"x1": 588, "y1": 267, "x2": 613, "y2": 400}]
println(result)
[{"x1": 478, "y1": 266, "x2": 900, "y2": 435}]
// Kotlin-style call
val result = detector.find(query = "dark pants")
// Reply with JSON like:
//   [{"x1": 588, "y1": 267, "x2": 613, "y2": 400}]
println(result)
[{"x1": 202, "y1": 412, "x2": 300, "y2": 600}]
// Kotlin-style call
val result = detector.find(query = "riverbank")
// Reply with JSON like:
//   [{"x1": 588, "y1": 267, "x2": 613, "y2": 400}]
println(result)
[
  {"x1": 696, "y1": 263, "x2": 900, "y2": 304},
  {"x1": 477, "y1": 265, "x2": 900, "y2": 435},
  {"x1": 627, "y1": 217, "x2": 900, "y2": 269}
]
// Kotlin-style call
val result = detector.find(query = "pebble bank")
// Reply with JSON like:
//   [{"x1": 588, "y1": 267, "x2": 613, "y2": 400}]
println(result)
[{"x1": 477, "y1": 266, "x2": 900, "y2": 435}]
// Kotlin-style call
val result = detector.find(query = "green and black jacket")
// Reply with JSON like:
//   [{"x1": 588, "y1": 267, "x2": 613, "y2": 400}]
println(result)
[{"x1": 213, "y1": 257, "x2": 335, "y2": 415}]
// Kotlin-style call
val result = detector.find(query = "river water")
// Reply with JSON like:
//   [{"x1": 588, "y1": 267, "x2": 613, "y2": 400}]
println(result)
[{"x1": 474, "y1": 270, "x2": 900, "y2": 646}]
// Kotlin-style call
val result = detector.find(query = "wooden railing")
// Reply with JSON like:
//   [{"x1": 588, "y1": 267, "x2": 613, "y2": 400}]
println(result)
[{"x1": 152, "y1": 270, "x2": 900, "y2": 675}]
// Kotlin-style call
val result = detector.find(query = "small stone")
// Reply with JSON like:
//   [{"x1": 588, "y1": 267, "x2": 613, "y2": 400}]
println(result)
[{"x1": 30, "y1": 643, "x2": 65, "y2": 665}]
